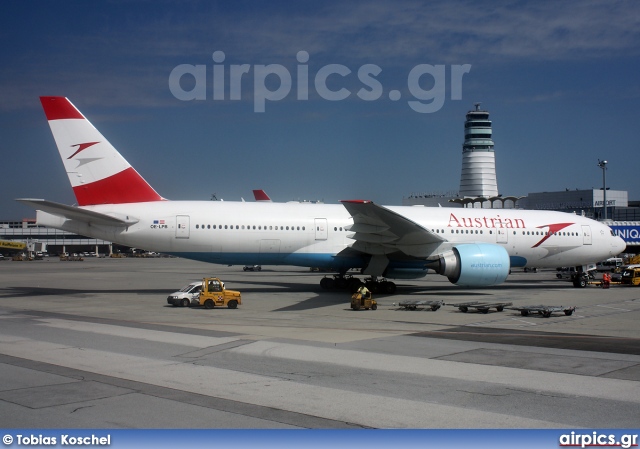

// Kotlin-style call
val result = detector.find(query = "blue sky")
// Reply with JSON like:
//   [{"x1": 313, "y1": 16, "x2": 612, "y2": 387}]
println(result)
[{"x1": 2, "y1": 0, "x2": 639, "y2": 219}]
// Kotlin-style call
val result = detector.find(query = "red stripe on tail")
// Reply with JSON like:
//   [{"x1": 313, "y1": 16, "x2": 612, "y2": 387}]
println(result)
[
  {"x1": 40, "y1": 97, "x2": 85, "y2": 120},
  {"x1": 73, "y1": 167, "x2": 164, "y2": 206},
  {"x1": 253, "y1": 189, "x2": 271, "y2": 201}
]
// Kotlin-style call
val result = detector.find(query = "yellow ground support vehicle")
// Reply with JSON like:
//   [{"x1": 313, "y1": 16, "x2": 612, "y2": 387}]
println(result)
[
  {"x1": 350, "y1": 292, "x2": 377, "y2": 310},
  {"x1": 625, "y1": 255, "x2": 640, "y2": 265},
  {"x1": 621, "y1": 267, "x2": 640, "y2": 286},
  {"x1": 199, "y1": 277, "x2": 242, "y2": 309}
]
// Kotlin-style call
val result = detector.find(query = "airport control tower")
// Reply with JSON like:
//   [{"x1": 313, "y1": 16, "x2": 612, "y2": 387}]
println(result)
[{"x1": 459, "y1": 103, "x2": 498, "y2": 197}]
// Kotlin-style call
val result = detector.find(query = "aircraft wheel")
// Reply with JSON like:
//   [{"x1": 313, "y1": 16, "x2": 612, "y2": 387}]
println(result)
[
  {"x1": 204, "y1": 299, "x2": 214, "y2": 309},
  {"x1": 578, "y1": 278, "x2": 587, "y2": 288},
  {"x1": 320, "y1": 277, "x2": 332, "y2": 290},
  {"x1": 349, "y1": 279, "x2": 363, "y2": 293},
  {"x1": 573, "y1": 278, "x2": 587, "y2": 288},
  {"x1": 334, "y1": 277, "x2": 347, "y2": 289},
  {"x1": 521, "y1": 310, "x2": 529, "y2": 316},
  {"x1": 180, "y1": 298, "x2": 189, "y2": 307},
  {"x1": 382, "y1": 281, "x2": 396, "y2": 294},
  {"x1": 227, "y1": 300, "x2": 238, "y2": 309}
]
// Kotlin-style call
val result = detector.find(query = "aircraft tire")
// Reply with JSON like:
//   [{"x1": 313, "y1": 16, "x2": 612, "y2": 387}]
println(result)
[
  {"x1": 349, "y1": 279, "x2": 363, "y2": 293},
  {"x1": 334, "y1": 277, "x2": 347, "y2": 289},
  {"x1": 382, "y1": 281, "x2": 396, "y2": 294},
  {"x1": 578, "y1": 278, "x2": 587, "y2": 288}
]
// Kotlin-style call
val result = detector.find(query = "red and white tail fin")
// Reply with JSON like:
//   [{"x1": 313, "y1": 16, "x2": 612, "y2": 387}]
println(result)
[
  {"x1": 253, "y1": 189, "x2": 272, "y2": 202},
  {"x1": 40, "y1": 97, "x2": 164, "y2": 206}
]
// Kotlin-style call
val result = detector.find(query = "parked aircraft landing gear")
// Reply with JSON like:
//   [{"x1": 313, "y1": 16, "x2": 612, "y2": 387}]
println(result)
[
  {"x1": 319, "y1": 275, "x2": 396, "y2": 294},
  {"x1": 572, "y1": 272, "x2": 589, "y2": 288}
]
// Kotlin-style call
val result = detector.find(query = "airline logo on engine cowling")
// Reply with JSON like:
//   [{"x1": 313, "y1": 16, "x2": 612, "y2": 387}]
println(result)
[{"x1": 68, "y1": 141, "x2": 99, "y2": 159}]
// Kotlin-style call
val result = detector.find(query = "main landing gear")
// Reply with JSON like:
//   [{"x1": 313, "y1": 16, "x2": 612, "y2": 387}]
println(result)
[
  {"x1": 571, "y1": 271, "x2": 593, "y2": 288},
  {"x1": 319, "y1": 274, "x2": 397, "y2": 294}
]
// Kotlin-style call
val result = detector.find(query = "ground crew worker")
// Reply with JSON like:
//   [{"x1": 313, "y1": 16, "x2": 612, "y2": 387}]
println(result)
[
  {"x1": 602, "y1": 272, "x2": 610, "y2": 289},
  {"x1": 357, "y1": 284, "x2": 371, "y2": 299}
]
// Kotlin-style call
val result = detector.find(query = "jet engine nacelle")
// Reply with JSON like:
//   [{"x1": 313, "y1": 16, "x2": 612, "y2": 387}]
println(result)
[{"x1": 438, "y1": 243, "x2": 510, "y2": 286}]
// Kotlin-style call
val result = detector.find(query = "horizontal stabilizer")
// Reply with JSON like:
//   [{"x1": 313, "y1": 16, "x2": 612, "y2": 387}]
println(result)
[{"x1": 16, "y1": 199, "x2": 138, "y2": 226}]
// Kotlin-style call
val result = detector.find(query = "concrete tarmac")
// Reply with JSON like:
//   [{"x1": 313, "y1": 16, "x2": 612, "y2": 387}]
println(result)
[{"x1": 0, "y1": 257, "x2": 638, "y2": 428}]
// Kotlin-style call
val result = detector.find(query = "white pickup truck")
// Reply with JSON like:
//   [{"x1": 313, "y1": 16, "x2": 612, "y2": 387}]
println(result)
[{"x1": 167, "y1": 281, "x2": 202, "y2": 307}]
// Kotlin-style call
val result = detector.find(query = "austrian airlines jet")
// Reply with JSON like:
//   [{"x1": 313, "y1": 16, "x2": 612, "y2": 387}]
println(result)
[{"x1": 19, "y1": 97, "x2": 625, "y2": 292}]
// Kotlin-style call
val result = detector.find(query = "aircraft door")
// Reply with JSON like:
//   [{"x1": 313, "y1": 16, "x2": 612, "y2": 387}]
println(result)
[
  {"x1": 496, "y1": 228, "x2": 508, "y2": 244},
  {"x1": 176, "y1": 215, "x2": 190, "y2": 239},
  {"x1": 582, "y1": 225, "x2": 592, "y2": 245},
  {"x1": 315, "y1": 218, "x2": 328, "y2": 240}
]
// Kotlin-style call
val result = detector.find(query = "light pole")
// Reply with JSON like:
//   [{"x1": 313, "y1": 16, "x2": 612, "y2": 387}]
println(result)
[{"x1": 597, "y1": 159, "x2": 608, "y2": 220}]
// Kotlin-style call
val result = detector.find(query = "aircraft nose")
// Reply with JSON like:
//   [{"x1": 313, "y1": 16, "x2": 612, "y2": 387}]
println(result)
[{"x1": 614, "y1": 236, "x2": 626, "y2": 255}]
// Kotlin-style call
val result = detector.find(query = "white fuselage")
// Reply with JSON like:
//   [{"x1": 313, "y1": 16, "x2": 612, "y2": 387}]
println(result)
[{"x1": 38, "y1": 200, "x2": 625, "y2": 273}]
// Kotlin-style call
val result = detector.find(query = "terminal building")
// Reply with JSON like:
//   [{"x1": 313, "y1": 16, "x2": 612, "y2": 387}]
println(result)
[
  {"x1": 0, "y1": 219, "x2": 116, "y2": 256},
  {"x1": 520, "y1": 189, "x2": 632, "y2": 221}
]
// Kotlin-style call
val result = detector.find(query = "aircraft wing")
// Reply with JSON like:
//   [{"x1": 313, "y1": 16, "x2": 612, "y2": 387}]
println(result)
[
  {"x1": 16, "y1": 199, "x2": 138, "y2": 226},
  {"x1": 340, "y1": 200, "x2": 445, "y2": 258}
]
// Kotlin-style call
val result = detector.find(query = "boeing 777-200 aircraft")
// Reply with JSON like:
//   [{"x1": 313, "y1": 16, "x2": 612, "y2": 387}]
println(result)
[{"x1": 18, "y1": 97, "x2": 625, "y2": 292}]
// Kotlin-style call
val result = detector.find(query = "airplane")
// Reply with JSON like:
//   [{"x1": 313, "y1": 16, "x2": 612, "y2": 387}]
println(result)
[{"x1": 18, "y1": 97, "x2": 625, "y2": 293}]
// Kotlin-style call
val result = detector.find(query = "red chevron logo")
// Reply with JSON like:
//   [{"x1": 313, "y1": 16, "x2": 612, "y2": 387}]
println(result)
[
  {"x1": 532, "y1": 222, "x2": 574, "y2": 248},
  {"x1": 68, "y1": 141, "x2": 99, "y2": 159}
]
